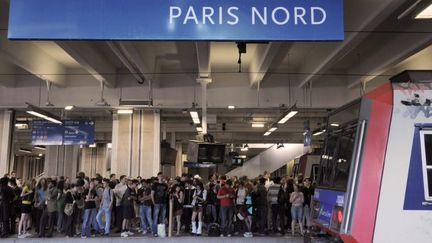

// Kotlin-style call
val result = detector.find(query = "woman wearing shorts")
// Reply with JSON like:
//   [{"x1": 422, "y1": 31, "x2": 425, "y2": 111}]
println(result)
[
  {"x1": 18, "y1": 181, "x2": 33, "y2": 238},
  {"x1": 290, "y1": 184, "x2": 304, "y2": 236},
  {"x1": 191, "y1": 182, "x2": 207, "y2": 236}
]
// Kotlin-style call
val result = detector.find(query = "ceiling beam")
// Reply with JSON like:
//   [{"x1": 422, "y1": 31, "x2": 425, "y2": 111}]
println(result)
[
  {"x1": 0, "y1": 31, "x2": 66, "y2": 87},
  {"x1": 347, "y1": 33, "x2": 432, "y2": 88},
  {"x1": 56, "y1": 41, "x2": 117, "y2": 88},
  {"x1": 249, "y1": 42, "x2": 282, "y2": 87},
  {"x1": 195, "y1": 42, "x2": 211, "y2": 78},
  {"x1": 107, "y1": 41, "x2": 153, "y2": 82},
  {"x1": 297, "y1": 0, "x2": 408, "y2": 88}
]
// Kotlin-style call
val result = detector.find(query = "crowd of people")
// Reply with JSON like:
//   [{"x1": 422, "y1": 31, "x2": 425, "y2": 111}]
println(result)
[{"x1": 0, "y1": 170, "x2": 314, "y2": 239}]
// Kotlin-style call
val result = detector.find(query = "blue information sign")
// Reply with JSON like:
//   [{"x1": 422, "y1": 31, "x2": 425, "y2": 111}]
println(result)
[
  {"x1": 8, "y1": 0, "x2": 344, "y2": 41},
  {"x1": 32, "y1": 120, "x2": 95, "y2": 145},
  {"x1": 63, "y1": 120, "x2": 95, "y2": 145},
  {"x1": 32, "y1": 120, "x2": 64, "y2": 145}
]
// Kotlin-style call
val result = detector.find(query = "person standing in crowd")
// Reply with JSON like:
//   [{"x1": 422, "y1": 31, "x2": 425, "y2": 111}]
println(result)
[
  {"x1": 172, "y1": 184, "x2": 184, "y2": 236},
  {"x1": 113, "y1": 175, "x2": 127, "y2": 233},
  {"x1": 56, "y1": 180, "x2": 66, "y2": 233},
  {"x1": 206, "y1": 183, "x2": 217, "y2": 224},
  {"x1": 243, "y1": 182, "x2": 254, "y2": 238},
  {"x1": 121, "y1": 179, "x2": 138, "y2": 238},
  {"x1": 18, "y1": 181, "x2": 33, "y2": 238},
  {"x1": 151, "y1": 172, "x2": 168, "y2": 237},
  {"x1": 33, "y1": 178, "x2": 47, "y2": 234},
  {"x1": 138, "y1": 179, "x2": 153, "y2": 235},
  {"x1": 81, "y1": 181, "x2": 98, "y2": 238},
  {"x1": 290, "y1": 184, "x2": 305, "y2": 236},
  {"x1": 39, "y1": 179, "x2": 58, "y2": 237},
  {"x1": 64, "y1": 180, "x2": 84, "y2": 238},
  {"x1": 9, "y1": 178, "x2": 21, "y2": 235},
  {"x1": 256, "y1": 177, "x2": 268, "y2": 236},
  {"x1": 217, "y1": 179, "x2": 235, "y2": 237},
  {"x1": 277, "y1": 179, "x2": 289, "y2": 235},
  {"x1": 267, "y1": 177, "x2": 281, "y2": 234},
  {"x1": 234, "y1": 181, "x2": 247, "y2": 235},
  {"x1": 302, "y1": 178, "x2": 314, "y2": 232},
  {"x1": 191, "y1": 182, "x2": 206, "y2": 236},
  {"x1": 96, "y1": 179, "x2": 114, "y2": 236},
  {"x1": 182, "y1": 179, "x2": 195, "y2": 233},
  {"x1": 0, "y1": 177, "x2": 13, "y2": 237}
]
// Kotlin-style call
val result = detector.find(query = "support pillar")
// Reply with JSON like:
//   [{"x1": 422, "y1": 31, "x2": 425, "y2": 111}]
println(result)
[
  {"x1": 80, "y1": 144, "x2": 108, "y2": 178},
  {"x1": 44, "y1": 145, "x2": 80, "y2": 178},
  {"x1": 197, "y1": 78, "x2": 212, "y2": 134},
  {"x1": 111, "y1": 110, "x2": 160, "y2": 178},
  {"x1": 0, "y1": 110, "x2": 13, "y2": 176}
]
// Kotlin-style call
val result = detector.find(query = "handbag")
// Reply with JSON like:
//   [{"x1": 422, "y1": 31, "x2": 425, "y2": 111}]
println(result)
[
  {"x1": 157, "y1": 224, "x2": 166, "y2": 238},
  {"x1": 64, "y1": 193, "x2": 75, "y2": 216}
]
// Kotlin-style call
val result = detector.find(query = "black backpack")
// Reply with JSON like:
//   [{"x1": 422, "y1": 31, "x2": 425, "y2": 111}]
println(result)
[{"x1": 207, "y1": 223, "x2": 221, "y2": 237}]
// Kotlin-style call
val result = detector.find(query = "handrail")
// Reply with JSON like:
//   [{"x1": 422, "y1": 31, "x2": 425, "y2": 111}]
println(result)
[{"x1": 341, "y1": 120, "x2": 366, "y2": 233}]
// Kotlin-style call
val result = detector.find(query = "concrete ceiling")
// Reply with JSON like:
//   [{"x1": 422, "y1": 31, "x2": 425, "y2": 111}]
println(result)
[{"x1": 1, "y1": 0, "x2": 432, "y2": 152}]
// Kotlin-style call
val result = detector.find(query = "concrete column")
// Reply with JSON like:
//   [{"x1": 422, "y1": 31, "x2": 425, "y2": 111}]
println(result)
[
  {"x1": 0, "y1": 110, "x2": 13, "y2": 176},
  {"x1": 175, "y1": 143, "x2": 183, "y2": 177},
  {"x1": 80, "y1": 144, "x2": 108, "y2": 178},
  {"x1": 197, "y1": 78, "x2": 212, "y2": 134},
  {"x1": 111, "y1": 110, "x2": 160, "y2": 178},
  {"x1": 44, "y1": 145, "x2": 80, "y2": 178}
]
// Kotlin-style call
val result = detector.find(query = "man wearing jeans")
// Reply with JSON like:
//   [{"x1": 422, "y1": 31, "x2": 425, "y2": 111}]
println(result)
[
  {"x1": 96, "y1": 179, "x2": 114, "y2": 236},
  {"x1": 138, "y1": 179, "x2": 153, "y2": 235},
  {"x1": 217, "y1": 179, "x2": 235, "y2": 237},
  {"x1": 151, "y1": 172, "x2": 168, "y2": 237}
]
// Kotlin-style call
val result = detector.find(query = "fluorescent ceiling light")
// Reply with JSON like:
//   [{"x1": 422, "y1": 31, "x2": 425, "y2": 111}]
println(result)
[
  {"x1": 19, "y1": 149, "x2": 32, "y2": 154},
  {"x1": 26, "y1": 103, "x2": 62, "y2": 124},
  {"x1": 228, "y1": 105, "x2": 236, "y2": 110},
  {"x1": 313, "y1": 129, "x2": 326, "y2": 136},
  {"x1": 269, "y1": 127, "x2": 278, "y2": 132},
  {"x1": 247, "y1": 143, "x2": 273, "y2": 149},
  {"x1": 15, "y1": 123, "x2": 28, "y2": 129},
  {"x1": 64, "y1": 105, "x2": 75, "y2": 111},
  {"x1": 252, "y1": 123, "x2": 265, "y2": 128},
  {"x1": 330, "y1": 123, "x2": 340, "y2": 127},
  {"x1": 416, "y1": 4, "x2": 432, "y2": 19},
  {"x1": 26, "y1": 111, "x2": 62, "y2": 124},
  {"x1": 238, "y1": 155, "x2": 247, "y2": 159},
  {"x1": 278, "y1": 110, "x2": 298, "y2": 124},
  {"x1": 89, "y1": 143, "x2": 97, "y2": 148},
  {"x1": 196, "y1": 127, "x2": 203, "y2": 132},
  {"x1": 34, "y1": 146, "x2": 46, "y2": 150},
  {"x1": 189, "y1": 110, "x2": 200, "y2": 124},
  {"x1": 241, "y1": 144, "x2": 249, "y2": 151},
  {"x1": 264, "y1": 132, "x2": 272, "y2": 136},
  {"x1": 117, "y1": 110, "x2": 133, "y2": 115}
]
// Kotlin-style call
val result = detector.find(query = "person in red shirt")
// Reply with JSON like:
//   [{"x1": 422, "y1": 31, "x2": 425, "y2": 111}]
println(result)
[{"x1": 217, "y1": 179, "x2": 235, "y2": 237}]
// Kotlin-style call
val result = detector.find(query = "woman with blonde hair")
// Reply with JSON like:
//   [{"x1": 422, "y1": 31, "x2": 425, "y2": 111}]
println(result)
[
  {"x1": 290, "y1": 184, "x2": 304, "y2": 236},
  {"x1": 18, "y1": 181, "x2": 33, "y2": 238}
]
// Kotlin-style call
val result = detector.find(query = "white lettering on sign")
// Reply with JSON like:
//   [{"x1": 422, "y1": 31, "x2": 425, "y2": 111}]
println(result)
[{"x1": 168, "y1": 6, "x2": 328, "y2": 26}]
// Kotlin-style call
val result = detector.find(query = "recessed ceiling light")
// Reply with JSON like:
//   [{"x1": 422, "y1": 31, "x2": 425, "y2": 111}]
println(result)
[
  {"x1": 252, "y1": 123, "x2": 265, "y2": 128},
  {"x1": 38, "y1": 153, "x2": 43, "y2": 157},
  {"x1": 269, "y1": 127, "x2": 278, "y2": 132},
  {"x1": 228, "y1": 105, "x2": 236, "y2": 110},
  {"x1": 416, "y1": 4, "x2": 432, "y2": 19},
  {"x1": 264, "y1": 132, "x2": 271, "y2": 136},
  {"x1": 64, "y1": 105, "x2": 75, "y2": 111},
  {"x1": 89, "y1": 143, "x2": 97, "y2": 148},
  {"x1": 330, "y1": 123, "x2": 340, "y2": 127}
]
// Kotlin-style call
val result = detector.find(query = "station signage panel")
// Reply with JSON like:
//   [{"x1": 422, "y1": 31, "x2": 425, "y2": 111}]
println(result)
[
  {"x1": 8, "y1": 0, "x2": 344, "y2": 41},
  {"x1": 31, "y1": 120, "x2": 95, "y2": 145}
]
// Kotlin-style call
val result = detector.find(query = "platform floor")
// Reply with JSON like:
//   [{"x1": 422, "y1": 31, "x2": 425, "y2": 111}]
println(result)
[{"x1": 1, "y1": 235, "x2": 304, "y2": 243}]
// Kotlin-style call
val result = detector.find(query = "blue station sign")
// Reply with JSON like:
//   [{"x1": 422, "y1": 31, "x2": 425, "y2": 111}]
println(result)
[{"x1": 8, "y1": 0, "x2": 344, "y2": 41}]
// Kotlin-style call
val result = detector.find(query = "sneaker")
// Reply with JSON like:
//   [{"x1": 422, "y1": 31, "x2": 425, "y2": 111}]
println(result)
[
  {"x1": 18, "y1": 234, "x2": 26, "y2": 239},
  {"x1": 127, "y1": 231, "x2": 135, "y2": 236},
  {"x1": 153, "y1": 233, "x2": 158, "y2": 237},
  {"x1": 227, "y1": 234, "x2": 232, "y2": 237},
  {"x1": 121, "y1": 232, "x2": 128, "y2": 238},
  {"x1": 142, "y1": 230, "x2": 147, "y2": 235},
  {"x1": 220, "y1": 234, "x2": 225, "y2": 237},
  {"x1": 81, "y1": 236, "x2": 87, "y2": 239}
]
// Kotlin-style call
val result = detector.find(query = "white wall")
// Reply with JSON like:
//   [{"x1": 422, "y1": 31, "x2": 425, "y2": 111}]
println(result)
[{"x1": 227, "y1": 143, "x2": 305, "y2": 178}]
